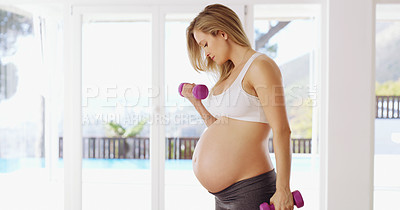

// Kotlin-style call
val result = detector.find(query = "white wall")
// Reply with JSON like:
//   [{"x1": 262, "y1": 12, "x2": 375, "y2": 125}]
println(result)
[{"x1": 321, "y1": 0, "x2": 375, "y2": 209}]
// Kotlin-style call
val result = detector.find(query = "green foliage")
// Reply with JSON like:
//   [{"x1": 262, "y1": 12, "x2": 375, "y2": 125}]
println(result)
[
  {"x1": 106, "y1": 121, "x2": 126, "y2": 136},
  {"x1": 289, "y1": 105, "x2": 313, "y2": 139},
  {"x1": 376, "y1": 78, "x2": 400, "y2": 96},
  {"x1": 106, "y1": 118, "x2": 148, "y2": 138},
  {"x1": 122, "y1": 119, "x2": 147, "y2": 138},
  {"x1": 284, "y1": 81, "x2": 313, "y2": 139}
]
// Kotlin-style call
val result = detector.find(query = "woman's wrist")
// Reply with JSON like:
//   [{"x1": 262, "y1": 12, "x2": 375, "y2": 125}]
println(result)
[
  {"x1": 190, "y1": 98, "x2": 202, "y2": 106},
  {"x1": 276, "y1": 185, "x2": 291, "y2": 191},
  {"x1": 276, "y1": 185, "x2": 290, "y2": 190},
  {"x1": 276, "y1": 180, "x2": 291, "y2": 191}
]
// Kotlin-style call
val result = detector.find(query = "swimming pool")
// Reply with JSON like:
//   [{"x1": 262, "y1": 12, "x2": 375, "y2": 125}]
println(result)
[{"x1": 0, "y1": 155, "x2": 319, "y2": 173}]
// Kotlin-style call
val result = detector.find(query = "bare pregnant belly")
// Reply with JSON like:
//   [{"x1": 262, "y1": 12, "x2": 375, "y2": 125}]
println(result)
[{"x1": 192, "y1": 117, "x2": 274, "y2": 193}]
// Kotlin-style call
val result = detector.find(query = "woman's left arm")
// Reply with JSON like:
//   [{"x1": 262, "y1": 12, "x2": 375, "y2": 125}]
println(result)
[{"x1": 249, "y1": 58, "x2": 293, "y2": 210}]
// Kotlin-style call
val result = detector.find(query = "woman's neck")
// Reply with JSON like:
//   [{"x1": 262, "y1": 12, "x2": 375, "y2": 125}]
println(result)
[{"x1": 229, "y1": 46, "x2": 254, "y2": 71}]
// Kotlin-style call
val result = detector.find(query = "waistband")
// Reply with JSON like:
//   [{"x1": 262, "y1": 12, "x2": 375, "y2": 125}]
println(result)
[{"x1": 210, "y1": 169, "x2": 276, "y2": 196}]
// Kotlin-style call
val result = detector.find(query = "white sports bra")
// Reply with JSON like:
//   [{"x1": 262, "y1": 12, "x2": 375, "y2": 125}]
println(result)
[{"x1": 205, "y1": 52, "x2": 269, "y2": 124}]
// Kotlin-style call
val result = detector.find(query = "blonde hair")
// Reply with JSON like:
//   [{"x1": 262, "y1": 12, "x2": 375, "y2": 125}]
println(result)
[{"x1": 186, "y1": 4, "x2": 252, "y2": 95}]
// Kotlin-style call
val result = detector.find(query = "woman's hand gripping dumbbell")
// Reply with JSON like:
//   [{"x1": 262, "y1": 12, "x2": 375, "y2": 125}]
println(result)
[
  {"x1": 259, "y1": 190, "x2": 304, "y2": 210},
  {"x1": 178, "y1": 83, "x2": 209, "y2": 100}
]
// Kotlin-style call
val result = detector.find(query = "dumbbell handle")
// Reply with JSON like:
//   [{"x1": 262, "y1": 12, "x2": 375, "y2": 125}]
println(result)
[
  {"x1": 178, "y1": 83, "x2": 209, "y2": 100},
  {"x1": 259, "y1": 190, "x2": 304, "y2": 210}
]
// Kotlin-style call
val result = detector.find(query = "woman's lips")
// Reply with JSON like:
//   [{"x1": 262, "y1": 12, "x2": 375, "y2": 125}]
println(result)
[{"x1": 212, "y1": 56, "x2": 215, "y2": 60}]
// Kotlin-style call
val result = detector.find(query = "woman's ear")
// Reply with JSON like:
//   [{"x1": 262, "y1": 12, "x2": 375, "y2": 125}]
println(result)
[
  {"x1": 221, "y1": 31, "x2": 228, "y2": 40},
  {"x1": 219, "y1": 30, "x2": 228, "y2": 40}
]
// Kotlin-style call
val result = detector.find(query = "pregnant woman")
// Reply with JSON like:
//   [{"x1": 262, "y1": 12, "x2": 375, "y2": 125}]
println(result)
[{"x1": 181, "y1": 4, "x2": 294, "y2": 210}]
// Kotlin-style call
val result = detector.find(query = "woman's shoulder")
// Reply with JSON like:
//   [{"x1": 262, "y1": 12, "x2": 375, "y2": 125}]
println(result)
[
  {"x1": 247, "y1": 53, "x2": 283, "y2": 86},
  {"x1": 252, "y1": 52, "x2": 276, "y2": 66},
  {"x1": 250, "y1": 53, "x2": 281, "y2": 75}
]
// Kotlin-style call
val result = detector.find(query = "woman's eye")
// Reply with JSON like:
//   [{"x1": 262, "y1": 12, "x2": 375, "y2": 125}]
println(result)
[{"x1": 204, "y1": 43, "x2": 208, "y2": 47}]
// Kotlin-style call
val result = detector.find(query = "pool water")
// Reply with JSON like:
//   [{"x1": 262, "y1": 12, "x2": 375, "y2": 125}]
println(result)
[{"x1": 0, "y1": 155, "x2": 319, "y2": 173}]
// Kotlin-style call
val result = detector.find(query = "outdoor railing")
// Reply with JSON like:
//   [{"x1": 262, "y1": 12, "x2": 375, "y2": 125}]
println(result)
[
  {"x1": 59, "y1": 137, "x2": 312, "y2": 159},
  {"x1": 376, "y1": 96, "x2": 400, "y2": 119},
  {"x1": 59, "y1": 137, "x2": 149, "y2": 159}
]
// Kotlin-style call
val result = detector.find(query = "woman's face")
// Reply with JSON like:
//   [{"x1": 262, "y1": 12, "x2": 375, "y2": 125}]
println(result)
[{"x1": 193, "y1": 29, "x2": 230, "y2": 65}]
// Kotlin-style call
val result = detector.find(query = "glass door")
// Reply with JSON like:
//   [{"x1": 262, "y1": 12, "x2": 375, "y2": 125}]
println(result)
[
  {"x1": 78, "y1": 11, "x2": 152, "y2": 210},
  {"x1": 253, "y1": 4, "x2": 321, "y2": 210},
  {"x1": 374, "y1": 4, "x2": 400, "y2": 209},
  {"x1": 0, "y1": 4, "x2": 64, "y2": 210}
]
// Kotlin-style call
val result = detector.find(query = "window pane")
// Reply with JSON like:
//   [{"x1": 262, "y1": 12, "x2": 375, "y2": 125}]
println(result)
[
  {"x1": 0, "y1": 6, "x2": 64, "y2": 210},
  {"x1": 254, "y1": 5, "x2": 320, "y2": 210},
  {"x1": 374, "y1": 5, "x2": 400, "y2": 209},
  {"x1": 80, "y1": 14, "x2": 152, "y2": 210}
]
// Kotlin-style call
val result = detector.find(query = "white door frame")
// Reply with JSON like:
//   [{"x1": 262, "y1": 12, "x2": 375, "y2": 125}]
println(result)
[{"x1": 65, "y1": 5, "x2": 164, "y2": 210}]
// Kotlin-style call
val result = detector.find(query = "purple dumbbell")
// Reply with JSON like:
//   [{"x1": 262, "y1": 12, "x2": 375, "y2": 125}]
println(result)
[
  {"x1": 259, "y1": 190, "x2": 304, "y2": 210},
  {"x1": 178, "y1": 83, "x2": 209, "y2": 100}
]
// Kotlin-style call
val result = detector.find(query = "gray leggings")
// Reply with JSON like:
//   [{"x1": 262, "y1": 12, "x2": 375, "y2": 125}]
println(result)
[{"x1": 210, "y1": 169, "x2": 276, "y2": 210}]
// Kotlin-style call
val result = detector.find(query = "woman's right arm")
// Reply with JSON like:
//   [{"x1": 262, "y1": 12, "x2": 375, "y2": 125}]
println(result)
[
  {"x1": 190, "y1": 99, "x2": 217, "y2": 127},
  {"x1": 181, "y1": 83, "x2": 217, "y2": 127}
]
